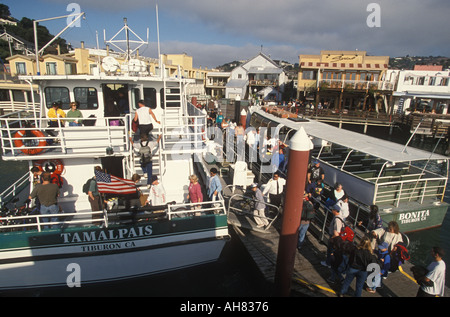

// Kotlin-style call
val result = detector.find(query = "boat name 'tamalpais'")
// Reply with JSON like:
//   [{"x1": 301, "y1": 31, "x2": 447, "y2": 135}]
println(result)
[
  {"x1": 398, "y1": 210, "x2": 430, "y2": 224},
  {"x1": 60, "y1": 225, "x2": 153, "y2": 244}
]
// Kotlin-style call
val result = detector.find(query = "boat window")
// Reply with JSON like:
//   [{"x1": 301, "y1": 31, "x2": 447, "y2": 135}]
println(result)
[
  {"x1": 131, "y1": 88, "x2": 140, "y2": 109},
  {"x1": 0, "y1": 89, "x2": 9, "y2": 101},
  {"x1": 44, "y1": 87, "x2": 70, "y2": 109},
  {"x1": 11, "y1": 90, "x2": 25, "y2": 102},
  {"x1": 74, "y1": 87, "x2": 99, "y2": 109},
  {"x1": 143, "y1": 88, "x2": 157, "y2": 109}
]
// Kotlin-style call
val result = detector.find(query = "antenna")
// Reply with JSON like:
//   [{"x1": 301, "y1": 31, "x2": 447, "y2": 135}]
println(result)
[
  {"x1": 104, "y1": 17, "x2": 149, "y2": 61},
  {"x1": 156, "y1": 3, "x2": 162, "y2": 75}
]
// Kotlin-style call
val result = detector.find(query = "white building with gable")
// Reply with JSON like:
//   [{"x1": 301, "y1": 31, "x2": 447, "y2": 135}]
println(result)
[{"x1": 225, "y1": 52, "x2": 288, "y2": 101}]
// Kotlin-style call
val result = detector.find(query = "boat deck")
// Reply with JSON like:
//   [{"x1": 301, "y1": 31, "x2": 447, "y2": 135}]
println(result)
[{"x1": 232, "y1": 220, "x2": 449, "y2": 297}]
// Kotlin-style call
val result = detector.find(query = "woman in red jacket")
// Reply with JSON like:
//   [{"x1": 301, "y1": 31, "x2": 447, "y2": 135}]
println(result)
[{"x1": 187, "y1": 175, "x2": 203, "y2": 215}]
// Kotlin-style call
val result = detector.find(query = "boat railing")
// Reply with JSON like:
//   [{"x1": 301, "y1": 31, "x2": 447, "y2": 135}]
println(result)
[
  {"x1": 308, "y1": 194, "x2": 409, "y2": 247},
  {"x1": 160, "y1": 102, "x2": 207, "y2": 155},
  {"x1": 161, "y1": 113, "x2": 207, "y2": 152},
  {"x1": 0, "y1": 115, "x2": 132, "y2": 158},
  {"x1": 0, "y1": 210, "x2": 106, "y2": 232},
  {"x1": 167, "y1": 199, "x2": 227, "y2": 220},
  {"x1": 373, "y1": 176, "x2": 446, "y2": 207},
  {"x1": 0, "y1": 101, "x2": 40, "y2": 114},
  {"x1": 0, "y1": 172, "x2": 29, "y2": 208},
  {"x1": 227, "y1": 193, "x2": 280, "y2": 230}
]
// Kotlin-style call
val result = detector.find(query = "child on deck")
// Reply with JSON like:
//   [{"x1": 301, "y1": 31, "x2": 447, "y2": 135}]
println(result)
[{"x1": 367, "y1": 241, "x2": 391, "y2": 293}]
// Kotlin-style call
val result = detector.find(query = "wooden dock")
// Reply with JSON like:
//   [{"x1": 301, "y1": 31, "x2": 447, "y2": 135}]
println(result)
[{"x1": 229, "y1": 214, "x2": 449, "y2": 297}]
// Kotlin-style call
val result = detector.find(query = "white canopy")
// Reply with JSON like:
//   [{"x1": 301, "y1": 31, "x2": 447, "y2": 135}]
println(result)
[{"x1": 255, "y1": 109, "x2": 448, "y2": 163}]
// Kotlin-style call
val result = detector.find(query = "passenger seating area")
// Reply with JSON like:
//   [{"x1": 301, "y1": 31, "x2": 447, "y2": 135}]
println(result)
[{"x1": 312, "y1": 144, "x2": 446, "y2": 206}]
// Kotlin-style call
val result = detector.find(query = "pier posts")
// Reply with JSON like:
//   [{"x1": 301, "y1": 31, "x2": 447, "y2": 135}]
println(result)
[{"x1": 274, "y1": 127, "x2": 311, "y2": 296}]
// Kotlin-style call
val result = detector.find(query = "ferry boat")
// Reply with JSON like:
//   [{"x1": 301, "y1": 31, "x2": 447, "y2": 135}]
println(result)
[
  {"x1": 247, "y1": 105, "x2": 449, "y2": 233},
  {"x1": 0, "y1": 60, "x2": 229, "y2": 290}
]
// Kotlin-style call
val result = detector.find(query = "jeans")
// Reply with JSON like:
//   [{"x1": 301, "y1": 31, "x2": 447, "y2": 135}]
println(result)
[
  {"x1": 69, "y1": 122, "x2": 81, "y2": 126},
  {"x1": 340, "y1": 267, "x2": 368, "y2": 297},
  {"x1": 297, "y1": 222, "x2": 310, "y2": 248},
  {"x1": 330, "y1": 254, "x2": 349, "y2": 282},
  {"x1": 40, "y1": 204, "x2": 59, "y2": 229},
  {"x1": 368, "y1": 273, "x2": 381, "y2": 291},
  {"x1": 142, "y1": 162, "x2": 153, "y2": 184}
]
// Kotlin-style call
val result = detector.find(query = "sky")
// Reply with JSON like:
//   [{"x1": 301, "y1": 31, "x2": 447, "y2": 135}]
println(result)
[{"x1": 2, "y1": 0, "x2": 450, "y2": 69}]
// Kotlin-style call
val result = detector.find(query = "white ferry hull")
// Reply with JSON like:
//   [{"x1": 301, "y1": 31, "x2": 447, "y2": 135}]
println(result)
[{"x1": 0, "y1": 238, "x2": 226, "y2": 290}]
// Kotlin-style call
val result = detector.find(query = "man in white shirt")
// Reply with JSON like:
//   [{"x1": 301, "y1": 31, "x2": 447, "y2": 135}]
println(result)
[
  {"x1": 134, "y1": 100, "x2": 161, "y2": 138},
  {"x1": 146, "y1": 175, "x2": 166, "y2": 206},
  {"x1": 417, "y1": 247, "x2": 446, "y2": 297},
  {"x1": 262, "y1": 172, "x2": 286, "y2": 211},
  {"x1": 246, "y1": 128, "x2": 257, "y2": 164},
  {"x1": 337, "y1": 194, "x2": 349, "y2": 221}
]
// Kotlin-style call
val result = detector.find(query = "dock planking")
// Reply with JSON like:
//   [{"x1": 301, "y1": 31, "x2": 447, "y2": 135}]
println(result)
[{"x1": 231, "y1": 220, "x2": 448, "y2": 297}]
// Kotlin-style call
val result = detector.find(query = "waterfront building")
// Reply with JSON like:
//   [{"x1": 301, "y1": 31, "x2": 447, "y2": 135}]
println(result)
[
  {"x1": 205, "y1": 71, "x2": 230, "y2": 99},
  {"x1": 392, "y1": 68, "x2": 450, "y2": 114},
  {"x1": 225, "y1": 52, "x2": 288, "y2": 102},
  {"x1": 297, "y1": 50, "x2": 395, "y2": 113}
]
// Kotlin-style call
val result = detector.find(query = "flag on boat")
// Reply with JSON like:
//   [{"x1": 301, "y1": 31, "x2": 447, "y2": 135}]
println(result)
[{"x1": 94, "y1": 170, "x2": 136, "y2": 195}]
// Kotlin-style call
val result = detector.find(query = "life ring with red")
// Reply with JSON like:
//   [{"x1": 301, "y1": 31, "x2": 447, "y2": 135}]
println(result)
[
  {"x1": 33, "y1": 159, "x2": 64, "y2": 175},
  {"x1": 14, "y1": 130, "x2": 47, "y2": 155}
]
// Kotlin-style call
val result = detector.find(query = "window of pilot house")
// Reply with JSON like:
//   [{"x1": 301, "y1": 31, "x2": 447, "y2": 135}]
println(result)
[
  {"x1": 74, "y1": 87, "x2": 99, "y2": 109},
  {"x1": 44, "y1": 87, "x2": 70, "y2": 109},
  {"x1": 143, "y1": 88, "x2": 157, "y2": 109}
]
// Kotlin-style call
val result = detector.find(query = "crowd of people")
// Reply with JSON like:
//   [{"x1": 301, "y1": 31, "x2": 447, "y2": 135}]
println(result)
[{"x1": 32, "y1": 99, "x2": 446, "y2": 297}]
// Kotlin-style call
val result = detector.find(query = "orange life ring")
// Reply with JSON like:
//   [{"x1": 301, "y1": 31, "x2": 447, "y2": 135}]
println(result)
[
  {"x1": 14, "y1": 130, "x2": 47, "y2": 155},
  {"x1": 34, "y1": 159, "x2": 64, "y2": 175}
]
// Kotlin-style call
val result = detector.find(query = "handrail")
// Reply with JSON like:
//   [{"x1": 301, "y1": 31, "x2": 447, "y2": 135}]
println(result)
[
  {"x1": 374, "y1": 176, "x2": 446, "y2": 206},
  {"x1": 0, "y1": 210, "x2": 106, "y2": 232},
  {"x1": 227, "y1": 193, "x2": 280, "y2": 230},
  {"x1": 167, "y1": 199, "x2": 227, "y2": 220},
  {"x1": 0, "y1": 115, "x2": 131, "y2": 158},
  {"x1": 308, "y1": 194, "x2": 410, "y2": 248},
  {"x1": 0, "y1": 172, "x2": 29, "y2": 207}
]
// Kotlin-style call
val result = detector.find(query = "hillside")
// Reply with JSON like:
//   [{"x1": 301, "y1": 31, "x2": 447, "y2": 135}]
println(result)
[
  {"x1": 0, "y1": 3, "x2": 69, "y2": 61},
  {"x1": 389, "y1": 55, "x2": 450, "y2": 70}
]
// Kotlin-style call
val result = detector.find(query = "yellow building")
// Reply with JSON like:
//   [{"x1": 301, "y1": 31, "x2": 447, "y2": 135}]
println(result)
[
  {"x1": 297, "y1": 50, "x2": 391, "y2": 111},
  {"x1": 160, "y1": 53, "x2": 208, "y2": 80},
  {"x1": 6, "y1": 55, "x2": 37, "y2": 76}
]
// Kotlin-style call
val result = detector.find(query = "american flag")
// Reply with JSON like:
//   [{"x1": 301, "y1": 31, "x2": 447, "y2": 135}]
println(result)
[{"x1": 94, "y1": 170, "x2": 137, "y2": 195}]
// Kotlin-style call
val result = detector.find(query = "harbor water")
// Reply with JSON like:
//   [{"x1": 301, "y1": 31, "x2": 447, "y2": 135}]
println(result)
[{"x1": 1, "y1": 125, "x2": 449, "y2": 295}]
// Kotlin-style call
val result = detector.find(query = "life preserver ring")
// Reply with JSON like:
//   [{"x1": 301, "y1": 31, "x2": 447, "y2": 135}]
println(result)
[
  {"x1": 14, "y1": 130, "x2": 47, "y2": 155},
  {"x1": 33, "y1": 159, "x2": 64, "y2": 175}
]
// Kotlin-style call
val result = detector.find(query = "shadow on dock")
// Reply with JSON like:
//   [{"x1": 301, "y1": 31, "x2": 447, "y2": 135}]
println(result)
[{"x1": 230, "y1": 216, "x2": 445, "y2": 297}]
